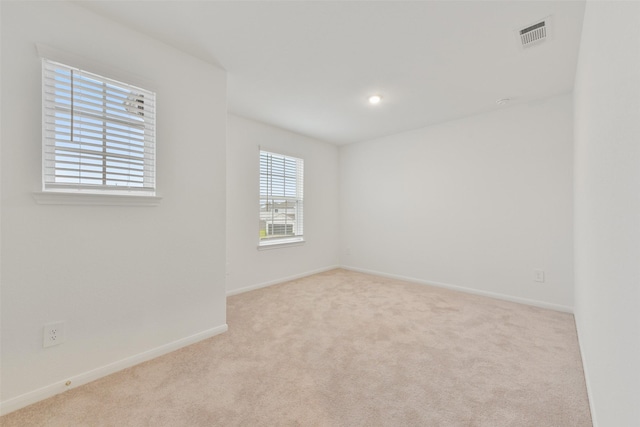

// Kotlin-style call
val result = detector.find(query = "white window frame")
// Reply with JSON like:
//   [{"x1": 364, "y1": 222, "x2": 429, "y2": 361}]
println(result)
[
  {"x1": 35, "y1": 45, "x2": 160, "y2": 206},
  {"x1": 258, "y1": 149, "x2": 304, "y2": 249}
]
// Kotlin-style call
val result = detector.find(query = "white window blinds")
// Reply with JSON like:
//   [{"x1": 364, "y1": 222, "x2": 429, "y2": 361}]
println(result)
[
  {"x1": 42, "y1": 59, "x2": 156, "y2": 194},
  {"x1": 259, "y1": 150, "x2": 304, "y2": 244}
]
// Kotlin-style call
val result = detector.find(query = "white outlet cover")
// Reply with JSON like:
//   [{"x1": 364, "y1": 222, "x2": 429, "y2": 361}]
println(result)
[{"x1": 43, "y1": 321, "x2": 66, "y2": 348}]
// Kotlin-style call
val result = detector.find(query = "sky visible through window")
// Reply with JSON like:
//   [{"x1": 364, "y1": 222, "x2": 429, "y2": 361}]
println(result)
[
  {"x1": 47, "y1": 62, "x2": 150, "y2": 189},
  {"x1": 259, "y1": 152, "x2": 298, "y2": 198}
]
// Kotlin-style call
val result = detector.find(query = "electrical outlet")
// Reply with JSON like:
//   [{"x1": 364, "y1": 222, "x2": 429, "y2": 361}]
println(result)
[
  {"x1": 534, "y1": 269, "x2": 545, "y2": 283},
  {"x1": 43, "y1": 321, "x2": 66, "y2": 348}
]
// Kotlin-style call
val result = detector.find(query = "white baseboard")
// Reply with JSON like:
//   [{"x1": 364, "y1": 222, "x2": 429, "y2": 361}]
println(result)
[
  {"x1": 226, "y1": 265, "x2": 340, "y2": 296},
  {"x1": 0, "y1": 324, "x2": 228, "y2": 416},
  {"x1": 340, "y1": 265, "x2": 574, "y2": 313},
  {"x1": 573, "y1": 313, "x2": 598, "y2": 426}
]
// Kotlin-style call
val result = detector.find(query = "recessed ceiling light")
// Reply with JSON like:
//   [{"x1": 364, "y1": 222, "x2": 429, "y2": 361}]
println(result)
[
  {"x1": 369, "y1": 95, "x2": 382, "y2": 105},
  {"x1": 496, "y1": 98, "x2": 511, "y2": 106}
]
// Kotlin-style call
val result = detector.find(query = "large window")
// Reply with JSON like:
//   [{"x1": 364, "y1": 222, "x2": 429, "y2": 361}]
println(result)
[
  {"x1": 42, "y1": 59, "x2": 156, "y2": 195},
  {"x1": 259, "y1": 150, "x2": 304, "y2": 246}
]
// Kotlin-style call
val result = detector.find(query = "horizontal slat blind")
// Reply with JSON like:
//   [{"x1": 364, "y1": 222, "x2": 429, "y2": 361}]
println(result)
[
  {"x1": 259, "y1": 150, "x2": 304, "y2": 242},
  {"x1": 42, "y1": 59, "x2": 156, "y2": 193}
]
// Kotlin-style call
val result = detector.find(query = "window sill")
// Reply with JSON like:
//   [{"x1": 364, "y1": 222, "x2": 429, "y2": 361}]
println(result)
[
  {"x1": 32, "y1": 191, "x2": 162, "y2": 207},
  {"x1": 257, "y1": 238, "x2": 305, "y2": 250}
]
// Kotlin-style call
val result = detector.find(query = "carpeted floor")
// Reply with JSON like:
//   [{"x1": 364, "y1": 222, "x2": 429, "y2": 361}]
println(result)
[{"x1": 1, "y1": 269, "x2": 592, "y2": 426}]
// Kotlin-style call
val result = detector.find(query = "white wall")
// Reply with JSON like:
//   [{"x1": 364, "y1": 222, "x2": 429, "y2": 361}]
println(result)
[
  {"x1": 340, "y1": 94, "x2": 574, "y2": 310},
  {"x1": 573, "y1": 1, "x2": 640, "y2": 426},
  {"x1": 226, "y1": 114, "x2": 339, "y2": 295},
  {"x1": 0, "y1": 1, "x2": 227, "y2": 412}
]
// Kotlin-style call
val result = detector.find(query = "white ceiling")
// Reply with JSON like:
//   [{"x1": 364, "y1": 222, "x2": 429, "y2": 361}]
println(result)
[{"x1": 80, "y1": 1, "x2": 586, "y2": 145}]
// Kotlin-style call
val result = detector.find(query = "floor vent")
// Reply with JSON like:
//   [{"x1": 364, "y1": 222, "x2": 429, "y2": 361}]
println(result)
[{"x1": 517, "y1": 16, "x2": 552, "y2": 50}]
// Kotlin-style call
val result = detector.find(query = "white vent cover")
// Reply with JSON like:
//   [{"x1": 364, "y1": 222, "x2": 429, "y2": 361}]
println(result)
[{"x1": 516, "y1": 16, "x2": 553, "y2": 50}]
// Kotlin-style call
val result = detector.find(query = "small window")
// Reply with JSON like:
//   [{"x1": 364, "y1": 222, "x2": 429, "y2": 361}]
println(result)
[
  {"x1": 42, "y1": 59, "x2": 156, "y2": 195},
  {"x1": 259, "y1": 150, "x2": 304, "y2": 246}
]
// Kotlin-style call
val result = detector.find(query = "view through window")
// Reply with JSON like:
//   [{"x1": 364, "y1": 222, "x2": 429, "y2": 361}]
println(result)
[
  {"x1": 259, "y1": 150, "x2": 304, "y2": 244},
  {"x1": 42, "y1": 59, "x2": 156, "y2": 194}
]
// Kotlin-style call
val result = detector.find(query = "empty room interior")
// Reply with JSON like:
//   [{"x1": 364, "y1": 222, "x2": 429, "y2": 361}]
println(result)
[{"x1": 1, "y1": 0, "x2": 638, "y2": 426}]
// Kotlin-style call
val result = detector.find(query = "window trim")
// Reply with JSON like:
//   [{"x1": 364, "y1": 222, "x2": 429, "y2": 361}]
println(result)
[
  {"x1": 257, "y1": 238, "x2": 305, "y2": 251},
  {"x1": 258, "y1": 148, "x2": 305, "y2": 248}
]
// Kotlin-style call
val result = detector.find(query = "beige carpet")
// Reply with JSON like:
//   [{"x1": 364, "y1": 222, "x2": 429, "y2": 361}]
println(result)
[{"x1": 1, "y1": 269, "x2": 592, "y2": 426}]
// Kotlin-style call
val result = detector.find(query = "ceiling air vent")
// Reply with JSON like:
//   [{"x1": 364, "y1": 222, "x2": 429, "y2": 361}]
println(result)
[{"x1": 517, "y1": 16, "x2": 553, "y2": 50}]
